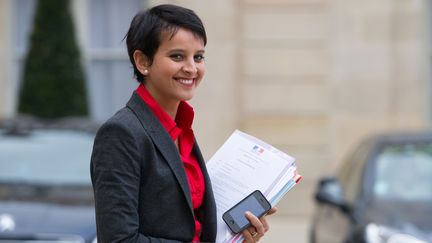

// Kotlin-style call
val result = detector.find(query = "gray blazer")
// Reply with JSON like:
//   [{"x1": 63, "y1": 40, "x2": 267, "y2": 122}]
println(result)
[{"x1": 90, "y1": 92, "x2": 217, "y2": 243}]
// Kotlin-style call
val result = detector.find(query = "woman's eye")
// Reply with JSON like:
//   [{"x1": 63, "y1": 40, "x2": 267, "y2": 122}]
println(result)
[
  {"x1": 194, "y1": 55, "x2": 204, "y2": 62},
  {"x1": 170, "y1": 54, "x2": 183, "y2": 61}
]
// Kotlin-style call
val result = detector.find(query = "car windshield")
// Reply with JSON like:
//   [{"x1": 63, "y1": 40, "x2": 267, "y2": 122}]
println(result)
[
  {"x1": 373, "y1": 142, "x2": 432, "y2": 201},
  {"x1": 0, "y1": 129, "x2": 94, "y2": 187}
]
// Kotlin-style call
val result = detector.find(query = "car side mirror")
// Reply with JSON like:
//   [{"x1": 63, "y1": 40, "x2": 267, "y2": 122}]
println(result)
[{"x1": 314, "y1": 177, "x2": 351, "y2": 214}]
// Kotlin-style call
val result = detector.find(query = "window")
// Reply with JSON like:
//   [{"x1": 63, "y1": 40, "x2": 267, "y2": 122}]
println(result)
[
  {"x1": 86, "y1": 0, "x2": 144, "y2": 121},
  {"x1": 12, "y1": 0, "x2": 145, "y2": 121},
  {"x1": 12, "y1": 0, "x2": 36, "y2": 95},
  {"x1": 373, "y1": 143, "x2": 432, "y2": 201}
]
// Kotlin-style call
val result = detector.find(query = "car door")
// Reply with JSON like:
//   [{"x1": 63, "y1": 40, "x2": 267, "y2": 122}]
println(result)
[
  {"x1": 314, "y1": 140, "x2": 372, "y2": 243},
  {"x1": 313, "y1": 203, "x2": 351, "y2": 243}
]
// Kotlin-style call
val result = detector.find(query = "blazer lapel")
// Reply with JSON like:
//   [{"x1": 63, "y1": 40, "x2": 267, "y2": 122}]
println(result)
[
  {"x1": 126, "y1": 92, "x2": 193, "y2": 213},
  {"x1": 193, "y1": 143, "x2": 217, "y2": 241}
]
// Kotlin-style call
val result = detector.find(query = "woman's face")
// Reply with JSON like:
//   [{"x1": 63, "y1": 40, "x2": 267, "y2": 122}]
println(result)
[{"x1": 144, "y1": 28, "x2": 205, "y2": 110}]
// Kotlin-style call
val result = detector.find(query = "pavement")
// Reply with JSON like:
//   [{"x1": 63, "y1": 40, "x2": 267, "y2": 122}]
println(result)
[{"x1": 261, "y1": 216, "x2": 310, "y2": 243}]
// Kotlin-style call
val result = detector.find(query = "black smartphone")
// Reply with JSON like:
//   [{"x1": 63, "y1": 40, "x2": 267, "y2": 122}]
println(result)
[{"x1": 222, "y1": 190, "x2": 271, "y2": 234}]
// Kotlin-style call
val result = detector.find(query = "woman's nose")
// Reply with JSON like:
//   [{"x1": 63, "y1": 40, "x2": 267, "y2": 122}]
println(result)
[{"x1": 182, "y1": 59, "x2": 197, "y2": 74}]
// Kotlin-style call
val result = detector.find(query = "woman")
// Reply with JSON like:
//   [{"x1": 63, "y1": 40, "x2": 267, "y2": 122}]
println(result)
[{"x1": 90, "y1": 4, "x2": 276, "y2": 242}]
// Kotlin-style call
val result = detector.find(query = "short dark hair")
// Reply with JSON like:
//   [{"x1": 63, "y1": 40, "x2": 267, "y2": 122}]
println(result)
[{"x1": 125, "y1": 4, "x2": 207, "y2": 83}]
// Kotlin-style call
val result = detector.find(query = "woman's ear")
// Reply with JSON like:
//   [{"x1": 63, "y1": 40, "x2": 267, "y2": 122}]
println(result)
[{"x1": 133, "y1": 50, "x2": 150, "y2": 75}]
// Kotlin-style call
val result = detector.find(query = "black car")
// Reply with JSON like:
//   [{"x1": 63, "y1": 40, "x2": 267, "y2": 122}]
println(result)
[
  {"x1": 310, "y1": 132, "x2": 432, "y2": 243},
  {"x1": 0, "y1": 118, "x2": 97, "y2": 242}
]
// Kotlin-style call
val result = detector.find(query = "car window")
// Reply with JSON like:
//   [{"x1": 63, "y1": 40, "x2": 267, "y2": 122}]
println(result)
[
  {"x1": 0, "y1": 129, "x2": 94, "y2": 186},
  {"x1": 373, "y1": 143, "x2": 432, "y2": 201}
]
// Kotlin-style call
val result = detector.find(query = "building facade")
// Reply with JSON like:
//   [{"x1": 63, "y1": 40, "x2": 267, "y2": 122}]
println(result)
[{"x1": 0, "y1": 0, "x2": 430, "y2": 231}]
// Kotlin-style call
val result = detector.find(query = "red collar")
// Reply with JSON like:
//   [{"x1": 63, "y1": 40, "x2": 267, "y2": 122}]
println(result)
[{"x1": 136, "y1": 83, "x2": 194, "y2": 141}]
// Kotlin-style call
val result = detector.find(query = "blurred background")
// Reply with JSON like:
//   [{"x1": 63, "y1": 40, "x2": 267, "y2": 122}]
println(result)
[{"x1": 0, "y1": 0, "x2": 431, "y2": 242}]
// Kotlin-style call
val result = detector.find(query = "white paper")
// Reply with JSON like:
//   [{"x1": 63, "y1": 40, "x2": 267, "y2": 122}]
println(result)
[{"x1": 207, "y1": 130, "x2": 299, "y2": 243}]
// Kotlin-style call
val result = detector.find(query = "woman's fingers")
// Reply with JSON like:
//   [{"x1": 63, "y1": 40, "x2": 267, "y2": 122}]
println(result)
[
  {"x1": 242, "y1": 226, "x2": 262, "y2": 243},
  {"x1": 262, "y1": 207, "x2": 277, "y2": 232},
  {"x1": 245, "y1": 211, "x2": 265, "y2": 235},
  {"x1": 267, "y1": 207, "x2": 278, "y2": 216},
  {"x1": 242, "y1": 227, "x2": 255, "y2": 242},
  {"x1": 261, "y1": 215, "x2": 269, "y2": 232},
  {"x1": 242, "y1": 207, "x2": 278, "y2": 242},
  {"x1": 242, "y1": 211, "x2": 265, "y2": 242}
]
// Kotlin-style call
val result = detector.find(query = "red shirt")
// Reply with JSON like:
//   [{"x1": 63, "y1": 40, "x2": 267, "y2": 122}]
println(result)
[{"x1": 136, "y1": 84, "x2": 205, "y2": 242}]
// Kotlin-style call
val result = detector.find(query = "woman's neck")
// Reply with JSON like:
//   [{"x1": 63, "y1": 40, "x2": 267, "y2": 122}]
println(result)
[
  {"x1": 144, "y1": 83, "x2": 179, "y2": 120},
  {"x1": 159, "y1": 101, "x2": 179, "y2": 120}
]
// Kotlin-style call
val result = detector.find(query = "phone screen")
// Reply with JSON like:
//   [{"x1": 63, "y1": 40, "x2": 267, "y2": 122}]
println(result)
[
  {"x1": 223, "y1": 190, "x2": 271, "y2": 234},
  {"x1": 228, "y1": 195, "x2": 265, "y2": 229}
]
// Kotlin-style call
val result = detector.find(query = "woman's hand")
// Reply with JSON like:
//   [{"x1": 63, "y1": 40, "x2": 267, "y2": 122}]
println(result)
[{"x1": 242, "y1": 207, "x2": 277, "y2": 242}]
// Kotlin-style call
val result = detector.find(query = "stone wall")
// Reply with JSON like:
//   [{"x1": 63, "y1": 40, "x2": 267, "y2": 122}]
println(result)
[{"x1": 239, "y1": 0, "x2": 332, "y2": 216}]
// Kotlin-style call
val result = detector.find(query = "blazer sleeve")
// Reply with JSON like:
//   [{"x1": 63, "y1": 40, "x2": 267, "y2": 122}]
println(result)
[{"x1": 90, "y1": 121, "x2": 184, "y2": 243}]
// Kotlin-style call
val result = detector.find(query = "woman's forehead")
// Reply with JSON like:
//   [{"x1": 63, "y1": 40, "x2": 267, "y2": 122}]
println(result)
[{"x1": 158, "y1": 28, "x2": 205, "y2": 50}]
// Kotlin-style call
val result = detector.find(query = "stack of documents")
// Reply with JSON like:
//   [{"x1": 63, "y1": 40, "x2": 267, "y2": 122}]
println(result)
[{"x1": 207, "y1": 130, "x2": 301, "y2": 243}]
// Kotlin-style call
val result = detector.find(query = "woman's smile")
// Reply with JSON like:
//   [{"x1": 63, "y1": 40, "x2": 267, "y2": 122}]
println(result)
[{"x1": 175, "y1": 78, "x2": 195, "y2": 86}]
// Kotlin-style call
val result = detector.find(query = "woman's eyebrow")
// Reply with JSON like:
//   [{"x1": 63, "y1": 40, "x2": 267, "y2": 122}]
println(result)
[
  {"x1": 167, "y1": 48, "x2": 205, "y2": 53},
  {"x1": 168, "y1": 49, "x2": 185, "y2": 53}
]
